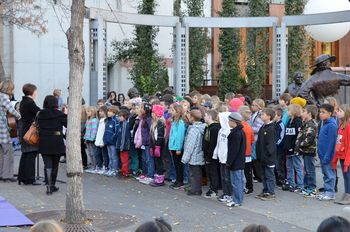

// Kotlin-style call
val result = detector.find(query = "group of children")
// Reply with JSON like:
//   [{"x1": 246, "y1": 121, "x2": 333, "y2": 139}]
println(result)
[{"x1": 76, "y1": 90, "x2": 350, "y2": 207}]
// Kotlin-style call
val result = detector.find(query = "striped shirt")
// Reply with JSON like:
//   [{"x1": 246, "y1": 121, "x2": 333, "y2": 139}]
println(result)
[{"x1": 0, "y1": 92, "x2": 21, "y2": 144}]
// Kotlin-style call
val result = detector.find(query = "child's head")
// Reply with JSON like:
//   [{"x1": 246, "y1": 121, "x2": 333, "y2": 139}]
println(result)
[
  {"x1": 319, "y1": 103, "x2": 334, "y2": 121},
  {"x1": 317, "y1": 216, "x2": 350, "y2": 232},
  {"x1": 211, "y1": 95, "x2": 220, "y2": 104},
  {"x1": 224, "y1": 92, "x2": 235, "y2": 104},
  {"x1": 29, "y1": 220, "x2": 63, "y2": 232},
  {"x1": 278, "y1": 93, "x2": 292, "y2": 108},
  {"x1": 228, "y1": 112, "x2": 242, "y2": 128},
  {"x1": 191, "y1": 93, "x2": 202, "y2": 106},
  {"x1": 98, "y1": 105, "x2": 107, "y2": 118},
  {"x1": 107, "y1": 105, "x2": 118, "y2": 117},
  {"x1": 189, "y1": 109, "x2": 202, "y2": 123},
  {"x1": 204, "y1": 109, "x2": 218, "y2": 124},
  {"x1": 97, "y1": 99, "x2": 105, "y2": 108},
  {"x1": 135, "y1": 218, "x2": 172, "y2": 232},
  {"x1": 238, "y1": 105, "x2": 252, "y2": 121},
  {"x1": 251, "y1": 99, "x2": 265, "y2": 113},
  {"x1": 287, "y1": 104, "x2": 302, "y2": 118},
  {"x1": 273, "y1": 106, "x2": 283, "y2": 122},
  {"x1": 131, "y1": 104, "x2": 140, "y2": 115},
  {"x1": 290, "y1": 97, "x2": 307, "y2": 108},
  {"x1": 170, "y1": 104, "x2": 184, "y2": 120},
  {"x1": 337, "y1": 104, "x2": 350, "y2": 128},
  {"x1": 230, "y1": 97, "x2": 245, "y2": 112},
  {"x1": 181, "y1": 99, "x2": 191, "y2": 112},
  {"x1": 86, "y1": 106, "x2": 97, "y2": 119},
  {"x1": 141, "y1": 103, "x2": 152, "y2": 116},
  {"x1": 161, "y1": 94, "x2": 174, "y2": 109},
  {"x1": 152, "y1": 104, "x2": 165, "y2": 119},
  {"x1": 324, "y1": 97, "x2": 338, "y2": 109},
  {"x1": 260, "y1": 108, "x2": 275, "y2": 123},
  {"x1": 118, "y1": 109, "x2": 130, "y2": 121},
  {"x1": 302, "y1": 105, "x2": 318, "y2": 121}
]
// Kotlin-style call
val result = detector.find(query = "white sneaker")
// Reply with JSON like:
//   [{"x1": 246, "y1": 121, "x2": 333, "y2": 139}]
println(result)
[
  {"x1": 84, "y1": 168, "x2": 95, "y2": 173},
  {"x1": 318, "y1": 195, "x2": 335, "y2": 201},
  {"x1": 226, "y1": 201, "x2": 241, "y2": 207},
  {"x1": 140, "y1": 177, "x2": 153, "y2": 185}
]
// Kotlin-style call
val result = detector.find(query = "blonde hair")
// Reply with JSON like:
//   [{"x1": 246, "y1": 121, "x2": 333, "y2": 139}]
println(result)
[
  {"x1": 29, "y1": 220, "x2": 63, "y2": 232},
  {"x1": 288, "y1": 104, "x2": 302, "y2": 117},
  {"x1": 253, "y1": 99, "x2": 265, "y2": 109},
  {"x1": 151, "y1": 115, "x2": 165, "y2": 142},
  {"x1": 171, "y1": 104, "x2": 184, "y2": 123},
  {"x1": 86, "y1": 106, "x2": 97, "y2": 119},
  {"x1": 239, "y1": 105, "x2": 252, "y2": 121},
  {"x1": 0, "y1": 79, "x2": 15, "y2": 95},
  {"x1": 53, "y1": 89, "x2": 61, "y2": 97},
  {"x1": 339, "y1": 104, "x2": 350, "y2": 129}
]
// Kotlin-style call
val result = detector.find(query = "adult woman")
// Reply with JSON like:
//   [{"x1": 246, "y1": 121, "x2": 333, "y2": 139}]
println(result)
[
  {"x1": 37, "y1": 95, "x2": 67, "y2": 194},
  {"x1": 105, "y1": 91, "x2": 117, "y2": 106},
  {"x1": 0, "y1": 80, "x2": 21, "y2": 182},
  {"x1": 17, "y1": 83, "x2": 41, "y2": 185}
]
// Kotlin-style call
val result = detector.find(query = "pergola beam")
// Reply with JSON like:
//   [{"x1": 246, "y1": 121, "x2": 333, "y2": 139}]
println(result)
[{"x1": 283, "y1": 10, "x2": 350, "y2": 26}]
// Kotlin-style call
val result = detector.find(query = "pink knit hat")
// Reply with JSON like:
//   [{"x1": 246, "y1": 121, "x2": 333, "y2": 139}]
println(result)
[
  {"x1": 152, "y1": 104, "x2": 164, "y2": 117},
  {"x1": 230, "y1": 97, "x2": 245, "y2": 112}
]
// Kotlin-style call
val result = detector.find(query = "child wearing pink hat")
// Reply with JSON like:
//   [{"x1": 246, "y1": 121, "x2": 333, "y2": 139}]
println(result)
[{"x1": 230, "y1": 97, "x2": 245, "y2": 112}]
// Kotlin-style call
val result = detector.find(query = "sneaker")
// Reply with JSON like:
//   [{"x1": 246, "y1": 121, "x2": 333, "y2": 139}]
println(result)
[
  {"x1": 140, "y1": 177, "x2": 153, "y2": 185},
  {"x1": 291, "y1": 187, "x2": 303, "y2": 194},
  {"x1": 218, "y1": 194, "x2": 229, "y2": 202},
  {"x1": 244, "y1": 189, "x2": 253, "y2": 195},
  {"x1": 136, "y1": 174, "x2": 146, "y2": 181},
  {"x1": 304, "y1": 191, "x2": 317, "y2": 198},
  {"x1": 255, "y1": 192, "x2": 265, "y2": 199},
  {"x1": 282, "y1": 184, "x2": 293, "y2": 191},
  {"x1": 226, "y1": 201, "x2": 241, "y2": 207},
  {"x1": 84, "y1": 168, "x2": 95, "y2": 173},
  {"x1": 105, "y1": 170, "x2": 117, "y2": 177},
  {"x1": 260, "y1": 193, "x2": 276, "y2": 201},
  {"x1": 205, "y1": 189, "x2": 218, "y2": 199},
  {"x1": 170, "y1": 182, "x2": 184, "y2": 190},
  {"x1": 318, "y1": 195, "x2": 335, "y2": 201}
]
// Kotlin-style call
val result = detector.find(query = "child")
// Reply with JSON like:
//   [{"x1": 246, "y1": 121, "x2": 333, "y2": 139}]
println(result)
[
  {"x1": 333, "y1": 104, "x2": 350, "y2": 204},
  {"x1": 203, "y1": 109, "x2": 221, "y2": 198},
  {"x1": 256, "y1": 108, "x2": 277, "y2": 200},
  {"x1": 97, "y1": 99, "x2": 105, "y2": 108},
  {"x1": 139, "y1": 103, "x2": 155, "y2": 184},
  {"x1": 295, "y1": 105, "x2": 318, "y2": 197},
  {"x1": 150, "y1": 105, "x2": 166, "y2": 186},
  {"x1": 282, "y1": 104, "x2": 303, "y2": 192},
  {"x1": 169, "y1": 104, "x2": 186, "y2": 189},
  {"x1": 239, "y1": 106, "x2": 255, "y2": 194},
  {"x1": 278, "y1": 93, "x2": 292, "y2": 127},
  {"x1": 94, "y1": 106, "x2": 108, "y2": 174},
  {"x1": 181, "y1": 109, "x2": 206, "y2": 195},
  {"x1": 84, "y1": 106, "x2": 99, "y2": 172},
  {"x1": 317, "y1": 104, "x2": 338, "y2": 201},
  {"x1": 116, "y1": 109, "x2": 131, "y2": 177},
  {"x1": 213, "y1": 112, "x2": 232, "y2": 202},
  {"x1": 226, "y1": 112, "x2": 246, "y2": 207},
  {"x1": 103, "y1": 105, "x2": 119, "y2": 177},
  {"x1": 273, "y1": 106, "x2": 285, "y2": 187},
  {"x1": 129, "y1": 101, "x2": 142, "y2": 177}
]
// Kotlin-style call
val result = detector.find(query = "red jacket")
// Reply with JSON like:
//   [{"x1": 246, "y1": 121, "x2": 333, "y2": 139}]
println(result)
[
  {"x1": 242, "y1": 121, "x2": 254, "y2": 156},
  {"x1": 332, "y1": 124, "x2": 350, "y2": 172}
]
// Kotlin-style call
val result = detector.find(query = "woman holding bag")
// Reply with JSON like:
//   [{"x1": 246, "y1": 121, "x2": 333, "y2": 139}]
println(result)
[{"x1": 18, "y1": 83, "x2": 41, "y2": 185}]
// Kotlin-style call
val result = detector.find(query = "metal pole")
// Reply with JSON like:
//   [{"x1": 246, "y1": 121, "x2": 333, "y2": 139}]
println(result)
[
  {"x1": 175, "y1": 22, "x2": 182, "y2": 96},
  {"x1": 272, "y1": 23, "x2": 277, "y2": 99},
  {"x1": 280, "y1": 22, "x2": 288, "y2": 95},
  {"x1": 185, "y1": 24, "x2": 190, "y2": 94}
]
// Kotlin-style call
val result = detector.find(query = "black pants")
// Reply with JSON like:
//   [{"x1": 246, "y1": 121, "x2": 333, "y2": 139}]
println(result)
[
  {"x1": 18, "y1": 151, "x2": 37, "y2": 184},
  {"x1": 42, "y1": 154, "x2": 61, "y2": 186},
  {"x1": 189, "y1": 165, "x2": 202, "y2": 193},
  {"x1": 81, "y1": 139, "x2": 87, "y2": 167},
  {"x1": 205, "y1": 159, "x2": 220, "y2": 192},
  {"x1": 136, "y1": 148, "x2": 143, "y2": 173},
  {"x1": 172, "y1": 151, "x2": 184, "y2": 184},
  {"x1": 220, "y1": 164, "x2": 232, "y2": 195},
  {"x1": 244, "y1": 161, "x2": 253, "y2": 191},
  {"x1": 252, "y1": 159, "x2": 262, "y2": 182}
]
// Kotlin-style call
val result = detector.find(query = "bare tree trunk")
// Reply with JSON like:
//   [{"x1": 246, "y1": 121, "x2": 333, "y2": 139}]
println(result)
[{"x1": 65, "y1": 0, "x2": 86, "y2": 224}]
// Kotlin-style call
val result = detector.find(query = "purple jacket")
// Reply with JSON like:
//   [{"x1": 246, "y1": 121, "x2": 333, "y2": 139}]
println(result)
[{"x1": 141, "y1": 115, "x2": 152, "y2": 146}]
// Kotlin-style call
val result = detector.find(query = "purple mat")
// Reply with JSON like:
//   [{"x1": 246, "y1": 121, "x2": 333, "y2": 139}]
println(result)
[{"x1": 0, "y1": 196, "x2": 33, "y2": 227}]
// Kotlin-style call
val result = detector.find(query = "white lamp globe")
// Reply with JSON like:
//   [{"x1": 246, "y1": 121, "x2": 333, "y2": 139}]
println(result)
[{"x1": 303, "y1": 0, "x2": 350, "y2": 42}]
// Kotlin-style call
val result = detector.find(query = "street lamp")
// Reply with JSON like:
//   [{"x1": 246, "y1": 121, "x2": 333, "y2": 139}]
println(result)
[{"x1": 304, "y1": 0, "x2": 350, "y2": 42}]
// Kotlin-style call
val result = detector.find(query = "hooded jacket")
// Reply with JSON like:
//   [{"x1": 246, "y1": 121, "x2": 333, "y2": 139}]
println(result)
[
  {"x1": 103, "y1": 116, "x2": 119, "y2": 146},
  {"x1": 203, "y1": 122, "x2": 221, "y2": 162},
  {"x1": 295, "y1": 119, "x2": 318, "y2": 155},
  {"x1": 256, "y1": 122, "x2": 276, "y2": 166},
  {"x1": 318, "y1": 117, "x2": 338, "y2": 165},
  {"x1": 283, "y1": 117, "x2": 302, "y2": 156},
  {"x1": 226, "y1": 124, "x2": 246, "y2": 171},
  {"x1": 213, "y1": 112, "x2": 231, "y2": 164},
  {"x1": 168, "y1": 119, "x2": 186, "y2": 151},
  {"x1": 181, "y1": 121, "x2": 206, "y2": 166}
]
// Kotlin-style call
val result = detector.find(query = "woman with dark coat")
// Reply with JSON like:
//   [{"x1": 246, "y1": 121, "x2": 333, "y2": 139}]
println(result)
[
  {"x1": 37, "y1": 95, "x2": 67, "y2": 195},
  {"x1": 17, "y1": 84, "x2": 41, "y2": 185}
]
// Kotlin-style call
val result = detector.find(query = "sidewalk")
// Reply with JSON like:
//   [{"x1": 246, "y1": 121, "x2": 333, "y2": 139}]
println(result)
[{"x1": 0, "y1": 151, "x2": 348, "y2": 232}]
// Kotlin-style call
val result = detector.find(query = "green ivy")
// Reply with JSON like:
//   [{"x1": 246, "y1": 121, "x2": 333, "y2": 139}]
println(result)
[
  {"x1": 218, "y1": 0, "x2": 242, "y2": 99},
  {"x1": 185, "y1": 0, "x2": 209, "y2": 90},
  {"x1": 108, "y1": 0, "x2": 168, "y2": 95},
  {"x1": 246, "y1": 0, "x2": 270, "y2": 98},
  {"x1": 285, "y1": 0, "x2": 307, "y2": 83}
]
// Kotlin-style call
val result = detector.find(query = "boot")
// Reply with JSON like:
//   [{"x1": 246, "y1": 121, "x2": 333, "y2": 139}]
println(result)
[
  {"x1": 51, "y1": 168, "x2": 59, "y2": 192},
  {"x1": 337, "y1": 193, "x2": 350, "y2": 205},
  {"x1": 150, "y1": 174, "x2": 165, "y2": 187},
  {"x1": 45, "y1": 168, "x2": 53, "y2": 195}
]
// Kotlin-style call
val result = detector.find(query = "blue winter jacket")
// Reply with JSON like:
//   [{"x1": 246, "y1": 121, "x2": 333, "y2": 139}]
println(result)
[
  {"x1": 103, "y1": 116, "x2": 119, "y2": 146},
  {"x1": 317, "y1": 117, "x2": 338, "y2": 164},
  {"x1": 168, "y1": 119, "x2": 186, "y2": 151}
]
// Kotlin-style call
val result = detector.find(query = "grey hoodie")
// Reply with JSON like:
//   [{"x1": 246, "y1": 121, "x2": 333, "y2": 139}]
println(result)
[{"x1": 182, "y1": 121, "x2": 206, "y2": 166}]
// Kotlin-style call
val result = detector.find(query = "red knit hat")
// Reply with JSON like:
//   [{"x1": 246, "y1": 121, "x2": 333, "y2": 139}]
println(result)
[
  {"x1": 152, "y1": 104, "x2": 164, "y2": 117},
  {"x1": 230, "y1": 97, "x2": 245, "y2": 112}
]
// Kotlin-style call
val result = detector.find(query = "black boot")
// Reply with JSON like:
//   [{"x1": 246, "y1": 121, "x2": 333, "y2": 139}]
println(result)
[
  {"x1": 45, "y1": 168, "x2": 53, "y2": 195},
  {"x1": 335, "y1": 177, "x2": 339, "y2": 193},
  {"x1": 51, "y1": 168, "x2": 59, "y2": 192}
]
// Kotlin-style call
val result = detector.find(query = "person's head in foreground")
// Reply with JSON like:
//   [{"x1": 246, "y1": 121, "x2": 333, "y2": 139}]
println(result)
[
  {"x1": 135, "y1": 218, "x2": 172, "y2": 232},
  {"x1": 242, "y1": 224, "x2": 271, "y2": 232},
  {"x1": 29, "y1": 220, "x2": 63, "y2": 232},
  {"x1": 317, "y1": 216, "x2": 350, "y2": 232}
]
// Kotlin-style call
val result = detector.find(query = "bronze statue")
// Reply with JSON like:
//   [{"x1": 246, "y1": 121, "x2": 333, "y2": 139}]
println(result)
[
  {"x1": 298, "y1": 54, "x2": 350, "y2": 105},
  {"x1": 284, "y1": 72, "x2": 304, "y2": 97}
]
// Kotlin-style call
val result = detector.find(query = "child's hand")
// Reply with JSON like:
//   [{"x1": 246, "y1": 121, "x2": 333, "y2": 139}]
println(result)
[{"x1": 176, "y1": 150, "x2": 181, "y2": 155}]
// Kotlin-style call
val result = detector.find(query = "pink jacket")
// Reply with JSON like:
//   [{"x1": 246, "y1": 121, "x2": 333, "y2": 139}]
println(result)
[{"x1": 134, "y1": 118, "x2": 143, "y2": 148}]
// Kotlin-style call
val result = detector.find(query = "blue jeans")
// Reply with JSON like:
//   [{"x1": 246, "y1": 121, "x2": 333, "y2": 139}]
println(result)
[
  {"x1": 251, "y1": 143, "x2": 256, "y2": 160},
  {"x1": 261, "y1": 165, "x2": 275, "y2": 194},
  {"x1": 95, "y1": 146, "x2": 107, "y2": 169},
  {"x1": 107, "y1": 145, "x2": 118, "y2": 171},
  {"x1": 321, "y1": 163, "x2": 336, "y2": 197},
  {"x1": 286, "y1": 155, "x2": 304, "y2": 188},
  {"x1": 230, "y1": 169, "x2": 245, "y2": 205},
  {"x1": 142, "y1": 146, "x2": 155, "y2": 178},
  {"x1": 303, "y1": 155, "x2": 316, "y2": 190},
  {"x1": 340, "y1": 160, "x2": 350, "y2": 194}
]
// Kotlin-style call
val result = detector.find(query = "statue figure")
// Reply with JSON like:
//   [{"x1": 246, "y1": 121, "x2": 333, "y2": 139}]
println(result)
[
  {"x1": 298, "y1": 54, "x2": 350, "y2": 105},
  {"x1": 284, "y1": 72, "x2": 304, "y2": 97}
]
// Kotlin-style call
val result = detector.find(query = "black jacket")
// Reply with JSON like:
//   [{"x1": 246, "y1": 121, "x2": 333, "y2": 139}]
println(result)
[
  {"x1": 226, "y1": 124, "x2": 246, "y2": 171},
  {"x1": 19, "y1": 96, "x2": 40, "y2": 152},
  {"x1": 283, "y1": 117, "x2": 302, "y2": 156},
  {"x1": 37, "y1": 109, "x2": 67, "y2": 155},
  {"x1": 202, "y1": 122, "x2": 220, "y2": 162},
  {"x1": 150, "y1": 120, "x2": 165, "y2": 148},
  {"x1": 256, "y1": 122, "x2": 276, "y2": 166}
]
